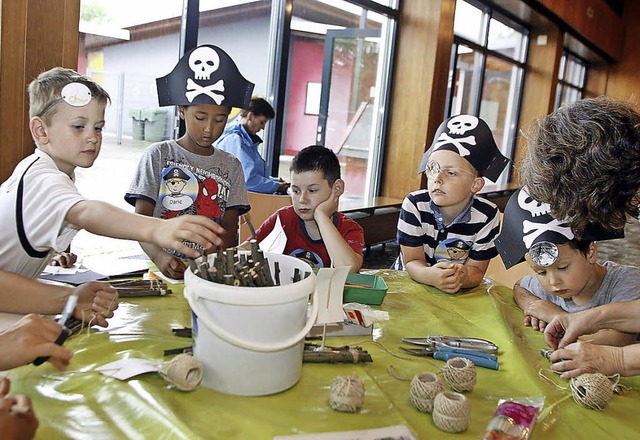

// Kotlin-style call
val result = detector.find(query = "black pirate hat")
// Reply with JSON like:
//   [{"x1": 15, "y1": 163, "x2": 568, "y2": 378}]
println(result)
[
  {"x1": 156, "y1": 44, "x2": 254, "y2": 109},
  {"x1": 417, "y1": 115, "x2": 509, "y2": 182},
  {"x1": 496, "y1": 187, "x2": 623, "y2": 269}
]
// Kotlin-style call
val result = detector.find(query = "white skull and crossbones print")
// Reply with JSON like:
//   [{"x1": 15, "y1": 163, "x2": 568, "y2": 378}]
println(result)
[
  {"x1": 432, "y1": 115, "x2": 481, "y2": 157},
  {"x1": 185, "y1": 46, "x2": 226, "y2": 103}
]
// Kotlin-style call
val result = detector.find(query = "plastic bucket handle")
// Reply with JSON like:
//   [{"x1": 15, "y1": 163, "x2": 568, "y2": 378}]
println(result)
[{"x1": 185, "y1": 286, "x2": 318, "y2": 353}]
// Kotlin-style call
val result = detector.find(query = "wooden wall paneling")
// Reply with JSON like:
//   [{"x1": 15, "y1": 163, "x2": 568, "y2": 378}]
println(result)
[
  {"x1": 381, "y1": 0, "x2": 454, "y2": 200},
  {"x1": 0, "y1": 0, "x2": 28, "y2": 182},
  {"x1": 584, "y1": 64, "x2": 608, "y2": 98},
  {"x1": 602, "y1": 0, "x2": 640, "y2": 102},
  {"x1": 510, "y1": 25, "x2": 563, "y2": 183},
  {"x1": 0, "y1": 0, "x2": 80, "y2": 182},
  {"x1": 536, "y1": 0, "x2": 624, "y2": 60}
]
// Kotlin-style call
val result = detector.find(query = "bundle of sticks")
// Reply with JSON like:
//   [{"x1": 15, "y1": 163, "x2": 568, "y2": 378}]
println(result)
[
  {"x1": 190, "y1": 240, "x2": 276, "y2": 287},
  {"x1": 110, "y1": 279, "x2": 172, "y2": 297}
]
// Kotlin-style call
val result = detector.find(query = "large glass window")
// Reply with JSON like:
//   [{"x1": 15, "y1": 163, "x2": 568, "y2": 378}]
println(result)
[
  {"x1": 280, "y1": 0, "x2": 398, "y2": 200},
  {"x1": 448, "y1": 0, "x2": 528, "y2": 187},
  {"x1": 555, "y1": 51, "x2": 587, "y2": 108}
]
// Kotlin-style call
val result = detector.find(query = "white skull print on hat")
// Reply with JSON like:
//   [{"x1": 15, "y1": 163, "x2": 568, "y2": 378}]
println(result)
[
  {"x1": 417, "y1": 115, "x2": 509, "y2": 182},
  {"x1": 156, "y1": 44, "x2": 254, "y2": 109},
  {"x1": 495, "y1": 187, "x2": 624, "y2": 269}
]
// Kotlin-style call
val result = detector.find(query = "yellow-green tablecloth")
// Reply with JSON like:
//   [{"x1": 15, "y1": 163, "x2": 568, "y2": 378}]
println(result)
[{"x1": 8, "y1": 270, "x2": 640, "y2": 439}]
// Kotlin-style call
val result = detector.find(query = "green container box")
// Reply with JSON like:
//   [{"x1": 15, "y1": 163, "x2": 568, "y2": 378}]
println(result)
[{"x1": 343, "y1": 273, "x2": 388, "y2": 305}]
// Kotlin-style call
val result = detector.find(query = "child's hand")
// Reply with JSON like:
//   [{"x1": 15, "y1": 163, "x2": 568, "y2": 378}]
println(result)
[
  {"x1": 314, "y1": 179, "x2": 344, "y2": 220},
  {"x1": 50, "y1": 252, "x2": 77, "y2": 268},
  {"x1": 0, "y1": 315, "x2": 73, "y2": 371},
  {"x1": 154, "y1": 252, "x2": 187, "y2": 280},
  {"x1": 430, "y1": 261, "x2": 463, "y2": 294},
  {"x1": 523, "y1": 314, "x2": 548, "y2": 332},
  {"x1": 0, "y1": 383, "x2": 39, "y2": 440},
  {"x1": 154, "y1": 215, "x2": 224, "y2": 259},
  {"x1": 72, "y1": 281, "x2": 119, "y2": 328}
]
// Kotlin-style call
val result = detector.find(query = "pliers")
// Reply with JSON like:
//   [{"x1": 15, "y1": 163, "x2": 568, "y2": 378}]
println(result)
[{"x1": 400, "y1": 336, "x2": 499, "y2": 370}]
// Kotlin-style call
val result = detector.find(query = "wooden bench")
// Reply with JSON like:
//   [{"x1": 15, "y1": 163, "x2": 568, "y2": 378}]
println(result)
[{"x1": 340, "y1": 196, "x2": 403, "y2": 250}]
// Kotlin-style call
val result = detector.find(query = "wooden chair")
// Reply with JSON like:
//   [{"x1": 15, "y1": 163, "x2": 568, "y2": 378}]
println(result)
[
  {"x1": 484, "y1": 213, "x2": 533, "y2": 288},
  {"x1": 239, "y1": 192, "x2": 292, "y2": 243}
]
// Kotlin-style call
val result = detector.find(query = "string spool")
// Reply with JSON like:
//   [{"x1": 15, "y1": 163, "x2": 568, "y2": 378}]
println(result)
[
  {"x1": 570, "y1": 373, "x2": 614, "y2": 411},
  {"x1": 329, "y1": 374, "x2": 365, "y2": 413},
  {"x1": 159, "y1": 353, "x2": 204, "y2": 391},
  {"x1": 443, "y1": 357, "x2": 476, "y2": 392},
  {"x1": 432, "y1": 391, "x2": 471, "y2": 433},
  {"x1": 410, "y1": 372, "x2": 445, "y2": 413}
]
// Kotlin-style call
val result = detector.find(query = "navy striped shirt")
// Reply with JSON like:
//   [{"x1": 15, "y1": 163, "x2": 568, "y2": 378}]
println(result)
[{"x1": 393, "y1": 190, "x2": 500, "y2": 270}]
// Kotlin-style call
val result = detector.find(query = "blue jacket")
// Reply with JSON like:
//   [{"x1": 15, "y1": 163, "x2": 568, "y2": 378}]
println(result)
[{"x1": 215, "y1": 119, "x2": 280, "y2": 194}]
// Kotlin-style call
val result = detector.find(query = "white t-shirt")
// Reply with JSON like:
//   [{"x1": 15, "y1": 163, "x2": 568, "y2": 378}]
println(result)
[{"x1": 0, "y1": 149, "x2": 84, "y2": 278}]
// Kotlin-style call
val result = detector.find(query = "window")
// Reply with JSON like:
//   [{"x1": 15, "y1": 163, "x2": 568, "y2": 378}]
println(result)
[
  {"x1": 555, "y1": 51, "x2": 587, "y2": 108},
  {"x1": 447, "y1": 0, "x2": 529, "y2": 187}
]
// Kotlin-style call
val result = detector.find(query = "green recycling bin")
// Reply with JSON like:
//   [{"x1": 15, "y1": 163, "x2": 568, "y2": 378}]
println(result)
[
  {"x1": 128, "y1": 108, "x2": 145, "y2": 141},
  {"x1": 142, "y1": 108, "x2": 170, "y2": 142}
]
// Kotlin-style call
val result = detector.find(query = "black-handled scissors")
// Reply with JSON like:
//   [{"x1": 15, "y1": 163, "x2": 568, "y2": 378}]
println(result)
[{"x1": 33, "y1": 294, "x2": 78, "y2": 366}]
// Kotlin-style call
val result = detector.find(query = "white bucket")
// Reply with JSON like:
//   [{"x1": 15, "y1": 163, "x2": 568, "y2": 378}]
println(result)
[{"x1": 183, "y1": 252, "x2": 317, "y2": 396}]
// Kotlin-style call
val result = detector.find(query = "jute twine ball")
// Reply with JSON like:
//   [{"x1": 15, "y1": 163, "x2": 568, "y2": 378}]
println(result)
[
  {"x1": 159, "y1": 353, "x2": 204, "y2": 391},
  {"x1": 329, "y1": 374, "x2": 365, "y2": 412},
  {"x1": 432, "y1": 391, "x2": 471, "y2": 433},
  {"x1": 410, "y1": 372, "x2": 445, "y2": 413},
  {"x1": 570, "y1": 373, "x2": 614, "y2": 411},
  {"x1": 443, "y1": 357, "x2": 476, "y2": 392}
]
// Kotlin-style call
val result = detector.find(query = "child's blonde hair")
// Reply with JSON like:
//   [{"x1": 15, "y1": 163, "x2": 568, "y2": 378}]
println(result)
[{"x1": 28, "y1": 67, "x2": 111, "y2": 124}]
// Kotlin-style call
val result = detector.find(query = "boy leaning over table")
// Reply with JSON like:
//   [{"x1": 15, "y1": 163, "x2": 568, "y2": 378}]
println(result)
[
  {"x1": 0, "y1": 67, "x2": 225, "y2": 281},
  {"x1": 254, "y1": 145, "x2": 364, "y2": 273},
  {"x1": 495, "y1": 186, "x2": 639, "y2": 347},
  {"x1": 393, "y1": 115, "x2": 509, "y2": 294}
]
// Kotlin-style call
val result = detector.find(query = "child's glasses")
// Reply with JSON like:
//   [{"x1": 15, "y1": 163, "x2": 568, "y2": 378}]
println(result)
[{"x1": 425, "y1": 159, "x2": 477, "y2": 181}]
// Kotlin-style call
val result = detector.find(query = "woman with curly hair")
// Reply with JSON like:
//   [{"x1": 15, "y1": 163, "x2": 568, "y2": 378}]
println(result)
[{"x1": 520, "y1": 96, "x2": 640, "y2": 379}]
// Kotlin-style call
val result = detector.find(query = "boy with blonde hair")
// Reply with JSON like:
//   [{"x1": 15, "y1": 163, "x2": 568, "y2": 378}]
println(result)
[
  {"x1": 0, "y1": 67, "x2": 224, "y2": 280},
  {"x1": 394, "y1": 115, "x2": 509, "y2": 293}
]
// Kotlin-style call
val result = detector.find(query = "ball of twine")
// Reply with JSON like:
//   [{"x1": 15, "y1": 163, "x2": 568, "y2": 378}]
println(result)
[
  {"x1": 329, "y1": 374, "x2": 365, "y2": 412},
  {"x1": 443, "y1": 357, "x2": 476, "y2": 392},
  {"x1": 570, "y1": 373, "x2": 614, "y2": 411},
  {"x1": 159, "y1": 353, "x2": 204, "y2": 391},
  {"x1": 432, "y1": 391, "x2": 471, "y2": 433},
  {"x1": 410, "y1": 372, "x2": 445, "y2": 413}
]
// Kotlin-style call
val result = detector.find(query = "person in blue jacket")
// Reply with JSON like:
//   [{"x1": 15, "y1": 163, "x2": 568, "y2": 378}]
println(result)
[{"x1": 215, "y1": 96, "x2": 289, "y2": 194}]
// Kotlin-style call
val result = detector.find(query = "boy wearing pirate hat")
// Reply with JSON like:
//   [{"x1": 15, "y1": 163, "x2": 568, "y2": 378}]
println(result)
[
  {"x1": 0, "y1": 67, "x2": 223, "y2": 282},
  {"x1": 496, "y1": 187, "x2": 639, "y2": 346},
  {"x1": 393, "y1": 115, "x2": 509, "y2": 294},
  {"x1": 126, "y1": 44, "x2": 254, "y2": 279}
]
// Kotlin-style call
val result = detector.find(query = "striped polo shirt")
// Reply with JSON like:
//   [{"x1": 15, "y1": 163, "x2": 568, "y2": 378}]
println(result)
[{"x1": 393, "y1": 189, "x2": 500, "y2": 270}]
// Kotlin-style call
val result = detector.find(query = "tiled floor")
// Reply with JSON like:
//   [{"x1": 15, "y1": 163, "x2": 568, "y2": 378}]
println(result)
[{"x1": 73, "y1": 134, "x2": 640, "y2": 270}]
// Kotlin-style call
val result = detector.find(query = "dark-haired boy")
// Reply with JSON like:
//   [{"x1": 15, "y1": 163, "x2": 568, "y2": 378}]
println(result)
[{"x1": 255, "y1": 145, "x2": 364, "y2": 272}]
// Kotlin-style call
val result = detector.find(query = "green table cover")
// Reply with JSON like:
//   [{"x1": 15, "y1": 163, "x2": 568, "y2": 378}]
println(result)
[{"x1": 8, "y1": 270, "x2": 640, "y2": 439}]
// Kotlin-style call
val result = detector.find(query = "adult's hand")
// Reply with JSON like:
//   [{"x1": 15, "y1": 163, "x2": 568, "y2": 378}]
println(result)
[
  {"x1": 544, "y1": 310, "x2": 598, "y2": 349},
  {"x1": 549, "y1": 341, "x2": 624, "y2": 379}
]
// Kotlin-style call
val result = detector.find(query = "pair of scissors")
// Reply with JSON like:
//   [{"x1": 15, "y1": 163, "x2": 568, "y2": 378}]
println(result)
[
  {"x1": 403, "y1": 335, "x2": 499, "y2": 354},
  {"x1": 400, "y1": 336, "x2": 499, "y2": 370},
  {"x1": 33, "y1": 294, "x2": 78, "y2": 366}
]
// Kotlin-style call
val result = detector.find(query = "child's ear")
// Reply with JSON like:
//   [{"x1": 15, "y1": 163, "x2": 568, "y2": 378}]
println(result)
[
  {"x1": 333, "y1": 179, "x2": 345, "y2": 196},
  {"x1": 471, "y1": 177, "x2": 484, "y2": 193},
  {"x1": 178, "y1": 106, "x2": 186, "y2": 120},
  {"x1": 29, "y1": 117, "x2": 49, "y2": 144},
  {"x1": 588, "y1": 242, "x2": 598, "y2": 263}
]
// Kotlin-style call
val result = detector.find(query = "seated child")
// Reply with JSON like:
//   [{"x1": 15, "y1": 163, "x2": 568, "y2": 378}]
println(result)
[
  {"x1": 126, "y1": 44, "x2": 252, "y2": 279},
  {"x1": 496, "y1": 187, "x2": 638, "y2": 346},
  {"x1": 393, "y1": 115, "x2": 509, "y2": 293},
  {"x1": 0, "y1": 67, "x2": 224, "y2": 280},
  {"x1": 254, "y1": 145, "x2": 364, "y2": 272}
]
